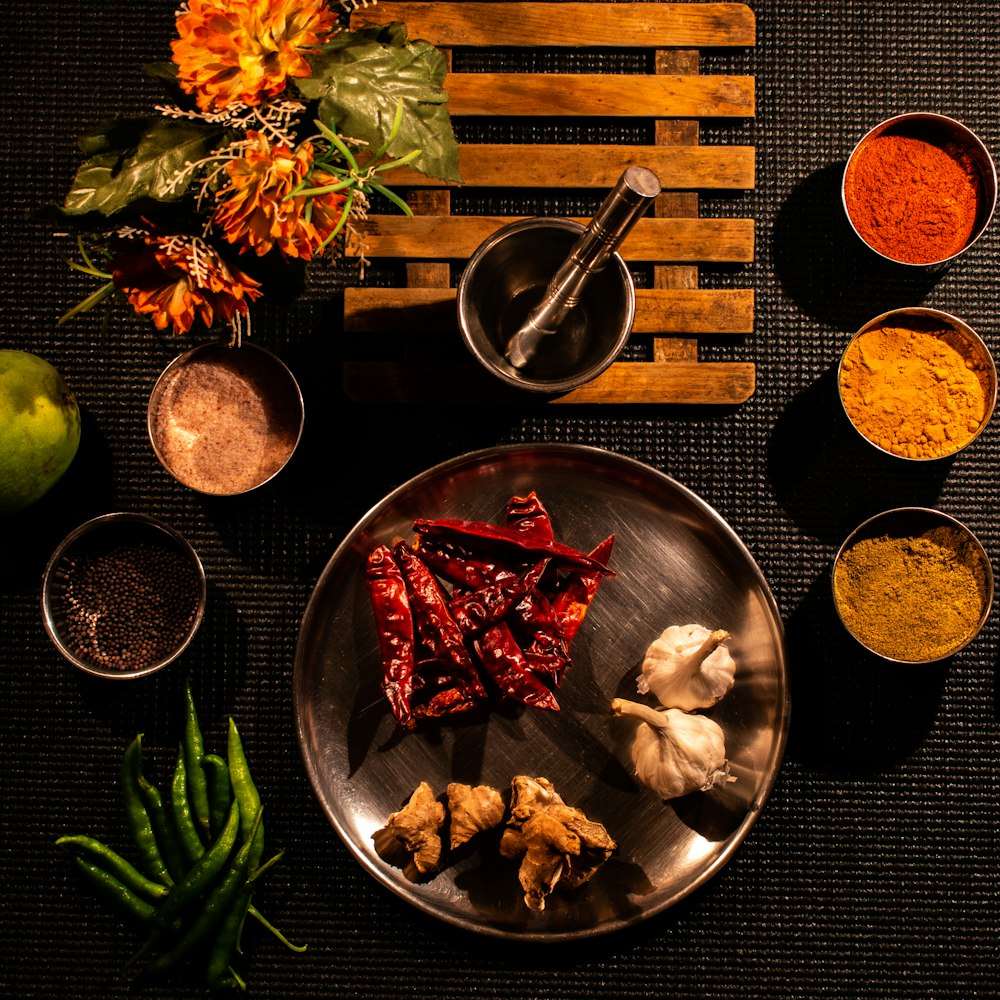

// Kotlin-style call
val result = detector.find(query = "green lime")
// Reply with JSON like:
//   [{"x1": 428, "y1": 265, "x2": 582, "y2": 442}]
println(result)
[{"x1": 0, "y1": 350, "x2": 82, "y2": 515}]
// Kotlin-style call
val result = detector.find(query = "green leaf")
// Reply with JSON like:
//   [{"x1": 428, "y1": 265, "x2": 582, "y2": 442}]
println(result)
[
  {"x1": 143, "y1": 60, "x2": 179, "y2": 85},
  {"x1": 298, "y1": 25, "x2": 461, "y2": 184},
  {"x1": 63, "y1": 118, "x2": 224, "y2": 216}
]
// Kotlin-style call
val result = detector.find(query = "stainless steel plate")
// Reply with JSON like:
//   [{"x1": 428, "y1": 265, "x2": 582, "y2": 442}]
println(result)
[{"x1": 294, "y1": 444, "x2": 788, "y2": 940}]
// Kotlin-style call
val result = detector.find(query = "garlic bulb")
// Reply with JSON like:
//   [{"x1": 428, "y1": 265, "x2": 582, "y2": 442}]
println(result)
[
  {"x1": 611, "y1": 698, "x2": 730, "y2": 800},
  {"x1": 637, "y1": 624, "x2": 735, "y2": 710}
]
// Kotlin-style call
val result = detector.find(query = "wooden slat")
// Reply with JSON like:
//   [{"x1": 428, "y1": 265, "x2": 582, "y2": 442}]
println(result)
[
  {"x1": 555, "y1": 361, "x2": 755, "y2": 404},
  {"x1": 344, "y1": 287, "x2": 754, "y2": 335},
  {"x1": 653, "y1": 47, "x2": 700, "y2": 361},
  {"x1": 343, "y1": 2, "x2": 756, "y2": 406},
  {"x1": 348, "y1": 216, "x2": 755, "y2": 263},
  {"x1": 342, "y1": 361, "x2": 756, "y2": 405},
  {"x1": 353, "y1": 3, "x2": 756, "y2": 48},
  {"x1": 445, "y1": 73, "x2": 754, "y2": 118},
  {"x1": 380, "y1": 144, "x2": 755, "y2": 190}
]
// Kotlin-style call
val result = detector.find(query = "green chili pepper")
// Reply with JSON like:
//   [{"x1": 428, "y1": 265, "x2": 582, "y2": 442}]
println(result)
[
  {"x1": 171, "y1": 743, "x2": 206, "y2": 866},
  {"x1": 56, "y1": 834, "x2": 168, "y2": 904},
  {"x1": 246, "y1": 903, "x2": 308, "y2": 954},
  {"x1": 205, "y1": 885, "x2": 253, "y2": 988},
  {"x1": 70, "y1": 856, "x2": 158, "y2": 925},
  {"x1": 227, "y1": 717, "x2": 264, "y2": 868},
  {"x1": 154, "y1": 797, "x2": 241, "y2": 929},
  {"x1": 140, "y1": 807, "x2": 263, "y2": 978},
  {"x1": 183, "y1": 677, "x2": 212, "y2": 837},
  {"x1": 207, "y1": 852, "x2": 287, "y2": 987},
  {"x1": 202, "y1": 752, "x2": 232, "y2": 838},
  {"x1": 121, "y1": 735, "x2": 172, "y2": 886},
  {"x1": 136, "y1": 766, "x2": 188, "y2": 884}
]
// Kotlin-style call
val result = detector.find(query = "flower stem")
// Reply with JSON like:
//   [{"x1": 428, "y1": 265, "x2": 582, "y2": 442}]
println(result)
[{"x1": 58, "y1": 280, "x2": 116, "y2": 325}]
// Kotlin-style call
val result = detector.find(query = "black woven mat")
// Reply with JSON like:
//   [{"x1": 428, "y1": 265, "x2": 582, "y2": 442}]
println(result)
[{"x1": 2, "y1": 2, "x2": 998, "y2": 997}]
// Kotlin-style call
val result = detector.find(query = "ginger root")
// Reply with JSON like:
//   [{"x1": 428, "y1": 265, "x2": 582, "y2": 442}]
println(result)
[
  {"x1": 372, "y1": 780, "x2": 446, "y2": 878},
  {"x1": 499, "y1": 775, "x2": 616, "y2": 911},
  {"x1": 446, "y1": 782, "x2": 505, "y2": 849}
]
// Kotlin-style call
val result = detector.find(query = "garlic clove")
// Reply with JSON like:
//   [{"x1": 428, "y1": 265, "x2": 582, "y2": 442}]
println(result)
[
  {"x1": 611, "y1": 697, "x2": 730, "y2": 801},
  {"x1": 637, "y1": 623, "x2": 735, "y2": 711}
]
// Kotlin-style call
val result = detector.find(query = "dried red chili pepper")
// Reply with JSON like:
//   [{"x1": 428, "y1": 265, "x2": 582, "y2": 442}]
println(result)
[
  {"x1": 393, "y1": 541, "x2": 487, "y2": 701},
  {"x1": 413, "y1": 518, "x2": 612, "y2": 574},
  {"x1": 507, "y1": 588, "x2": 570, "y2": 679},
  {"x1": 505, "y1": 491, "x2": 555, "y2": 544},
  {"x1": 410, "y1": 661, "x2": 480, "y2": 721},
  {"x1": 449, "y1": 559, "x2": 549, "y2": 635},
  {"x1": 412, "y1": 687, "x2": 479, "y2": 722},
  {"x1": 415, "y1": 538, "x2": 514, "y2": 590},
  {"x1": 368, "y1": 493, "x2": 614, "y2": 728},
  {"x1": 552, "y1": 535, "x2": 616, "y2": 643},
  {"x1": 365, "y1": 545, "x2": 416, "y2": 729},
  {"x1": 473, "y1": 622, "x2": 560, "y2": 711}
]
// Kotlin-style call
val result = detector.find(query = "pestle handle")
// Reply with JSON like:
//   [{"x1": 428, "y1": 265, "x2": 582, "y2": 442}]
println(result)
[{"x1": 505, "y1": 166, "x2": 661, "y2": 370}]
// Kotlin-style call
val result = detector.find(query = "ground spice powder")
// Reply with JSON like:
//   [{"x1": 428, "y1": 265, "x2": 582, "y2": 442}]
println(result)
[
  {"x1": 833, "y1": 525, "x2": 988, "y2": 661},
  {"x1": 839, "y1": 320, "x2": 991, "y2": 459},
  {"x1": 844, "y1": 131, "x2": 981, "y2": 264},
  {"x1": 151, "y1": 349, "x2": 301, "y2": 495}
]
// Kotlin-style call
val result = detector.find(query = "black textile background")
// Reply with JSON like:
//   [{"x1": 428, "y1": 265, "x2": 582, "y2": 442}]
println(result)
[{"x1": 1, "y1": 1, "x2": 998, "y2": 997}]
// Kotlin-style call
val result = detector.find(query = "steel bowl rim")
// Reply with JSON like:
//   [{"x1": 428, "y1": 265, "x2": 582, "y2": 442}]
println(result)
[
  {"x1": 147, "y1": 341, "x2": 305, "y2": 496},
  {"x1": 841, "y1": 111, "x2": 999, "y2": 269},
  {"x1": 831, "y1": 505, "x2": 994, "y2": 664},
  {"x1": 41, "y1": 511, "x2": 207, "y2": 680},
  {"x1": 456, "y1": 217, "x2": 636, "y2": 395},
  {"x1": 836, "y1": 305, "x2": 998, "y2": 461}
]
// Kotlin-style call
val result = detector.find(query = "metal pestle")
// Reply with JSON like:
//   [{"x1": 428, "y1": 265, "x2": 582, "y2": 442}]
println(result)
[{"x1": 504, "y1": 165, "x2": 662, "y2": 370}]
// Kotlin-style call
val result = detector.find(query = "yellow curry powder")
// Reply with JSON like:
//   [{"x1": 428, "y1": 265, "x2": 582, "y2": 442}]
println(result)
[
  {"x1": 833, "y1": 525, "x2": 988, "y2": 661},
  {"x1": 839, "y1": 320, "x2": 992, "y2": 459}
]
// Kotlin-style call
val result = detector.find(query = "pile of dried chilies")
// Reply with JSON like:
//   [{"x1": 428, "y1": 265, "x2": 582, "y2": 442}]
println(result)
[
  {"x1": 365, "y1": 492, "x2": 615, "y2": 729},
  {"x1": 56, "y1": 680, "x2": 304, "y2": 991}
]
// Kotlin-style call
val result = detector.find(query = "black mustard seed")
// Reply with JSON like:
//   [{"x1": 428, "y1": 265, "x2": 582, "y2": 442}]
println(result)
[{"x1": 60, "y1": 540, "x2": 201, "y2": 671}]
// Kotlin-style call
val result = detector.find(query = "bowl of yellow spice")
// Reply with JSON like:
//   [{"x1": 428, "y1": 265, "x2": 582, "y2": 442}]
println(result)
[
  {"x1": 838, "y1": 307, "x2": 996, "y2": 461},
  {"x1": 832, "y1": 507, "x2": 993, "y2": 664}
]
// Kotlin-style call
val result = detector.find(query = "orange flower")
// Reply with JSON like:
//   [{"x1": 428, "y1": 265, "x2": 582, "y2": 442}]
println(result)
[
  {"x1": 171, "y1": 0, "x2": 337, "y2": 112},
  {"x1": 212, "y1": 131, "x2": 347, "y2": 261},
  {"x1": 112, "y1": 234, "x2": 262, "y2": 337}
]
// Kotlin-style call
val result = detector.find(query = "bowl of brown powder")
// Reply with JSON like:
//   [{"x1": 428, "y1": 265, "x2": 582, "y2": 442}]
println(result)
[
  {"x1": 832, "y1": 507, "x2": 993, "y2": 664},
  {"x1": 148, "y1": 342, "x2": 304, "y2": 496},
  {"x1": 42, "y1": 512, "x2": 206, "y2": 679},
  {"x1": 838, "y1": 307, "x2": 996, "y2": 461}
]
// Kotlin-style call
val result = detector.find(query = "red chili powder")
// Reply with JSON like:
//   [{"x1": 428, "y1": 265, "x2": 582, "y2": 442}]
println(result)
[{"x1": 844, "y1": 132, "x2": 981, "y2": 264}]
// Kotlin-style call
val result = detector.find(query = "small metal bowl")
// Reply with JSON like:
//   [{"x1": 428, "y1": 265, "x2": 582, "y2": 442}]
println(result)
[
  {"x1": 148, "y1": 342, "x2": 304, "y2": 496},
  {"x1": 832, "y1": 507, "x2": 993, "y2": 664},
  {"x1": 842, "y1": 112, "x2": 997, "y2": 271},
  {"x1": 838, "y1": 307, "x2": 996, "y2": 461},
  {"x1": 457, "y1": 217, "x2": 635, "y2": 395},
  {"x1": 42, "y1": 512, "x2": 206, "y2": 679}
]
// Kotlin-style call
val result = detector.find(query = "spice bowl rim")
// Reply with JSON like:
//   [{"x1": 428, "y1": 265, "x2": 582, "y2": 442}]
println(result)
[
  {"x1": 147, "y1": 340, "x2": 305, "y2": 496},
  {"x1": 41, "y1": 511, "x2": 207, "y2": 680},
  {"x1": 831, "y1": 505, "x2": 994, "y2": 665},
  {"x1": 456, "y1": 216, "x2": 636, "y2": 395},
  {"x1": 837, "y1": 305, "x2": 998, "y2": 461},
  {"x1": 841, "y1": 111, "x2": 998, "y2": 270}
]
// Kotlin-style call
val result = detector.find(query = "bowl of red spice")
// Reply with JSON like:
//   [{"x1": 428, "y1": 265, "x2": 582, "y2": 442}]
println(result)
[
  {"x1": 832, "y1": 507, "x2": 993, "y2": 664},
  {"x1": 842, "y1": 112, "x2": 997, "y2": 269},
  {"x1": 838, "y1": 307, "x2": 996, "y2": 461},
  {"x1": 42, "y1": 512, "x2": 206, "y2": 679}
]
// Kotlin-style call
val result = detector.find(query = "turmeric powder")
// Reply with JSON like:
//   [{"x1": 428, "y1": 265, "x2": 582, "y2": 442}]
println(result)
[{"x1": 839, "y1": 318, "x2": 992, "y2": 459}]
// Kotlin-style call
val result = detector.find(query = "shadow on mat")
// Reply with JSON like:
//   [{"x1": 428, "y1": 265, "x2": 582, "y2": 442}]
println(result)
[{"x1": 772, "y1": 161, "x2": 944, "y2": 330}]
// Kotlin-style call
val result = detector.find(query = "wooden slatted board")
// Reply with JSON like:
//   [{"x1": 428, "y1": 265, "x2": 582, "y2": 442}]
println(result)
[{"x1": 345, "y1": 2, "x2": 756, "y2": 404}]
